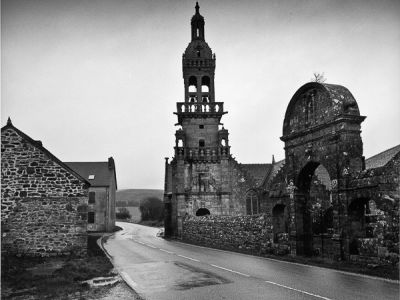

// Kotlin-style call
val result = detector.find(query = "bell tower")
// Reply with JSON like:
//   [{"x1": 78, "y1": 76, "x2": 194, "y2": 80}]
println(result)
[
  {"x1": 165, "y1": 3, "x2": 242, "y2": 238},
  {"x1": 175, "y1": 2, "x2": 229, "y2": 161}
]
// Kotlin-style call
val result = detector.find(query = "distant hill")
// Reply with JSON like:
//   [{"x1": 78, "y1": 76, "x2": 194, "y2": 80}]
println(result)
[{"x1": 116, "y1": 189, "x2": 163, "y2": 207}]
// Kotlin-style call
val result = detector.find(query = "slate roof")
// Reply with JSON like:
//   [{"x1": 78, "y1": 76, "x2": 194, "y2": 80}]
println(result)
[
  {"x1": 1, "y1": 118, "x2": 90, "y2": 186},
  {"x1": 365, "y1": 144, "x2": 400, "y2": 169},
  {"x1": 241, "y1": 164, "x2": 272, "y2": 187},
  {"x1": 65, "y1": 161, "x2": 117, "y2": 189}
]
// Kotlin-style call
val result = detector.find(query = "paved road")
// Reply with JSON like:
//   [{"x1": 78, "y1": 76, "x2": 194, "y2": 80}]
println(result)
[{"x1": 102, "y1": 222, "x2": 399, "y2": 300}]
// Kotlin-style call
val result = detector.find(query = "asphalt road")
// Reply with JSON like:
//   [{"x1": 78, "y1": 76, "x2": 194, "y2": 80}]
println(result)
[{"x1": 102, "y1": 222, "x2": 399, "y2": 300}]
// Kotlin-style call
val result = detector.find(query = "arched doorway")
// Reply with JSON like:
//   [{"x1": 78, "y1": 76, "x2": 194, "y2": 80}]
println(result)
[
  {"x1": 296, "y1": 163, "x2": 332, "y2": 256},
  {"x1": 348, "y1": 198, "x2": 373, "y2": 255},
  {"x1": 196, "y1": 208, "x2": 210, "y2": 216}
]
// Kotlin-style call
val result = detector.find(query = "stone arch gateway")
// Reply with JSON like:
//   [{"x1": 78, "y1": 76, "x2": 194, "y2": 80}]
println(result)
[{"x1": 281, "y1": 82, "x2": 366, "y2": 257}]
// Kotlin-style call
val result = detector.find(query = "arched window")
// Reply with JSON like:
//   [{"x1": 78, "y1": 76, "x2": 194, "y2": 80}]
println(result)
[
  {"x1": 201, "y1": 76, "x2": 210, "y2": 92},
  {"x1": 188, "y1": 76, "x2": 197, "y2": 93},
  {"x1": 199, "y1": 139, "x2": 205, "y2": 147},
  {"x1": 177, "y1": 139, "x2": 183, "y2": 147},
  {"x1": 196, "y1": 28, "x2": 200, "y2": 37},
  {"x1": 305, "y1": 93, "x2": 314, "y2": 124},
  {"x1": 221, "y1": 139, "x2": 226, "y2": 146},
  {"x1": 246, "y1": 190, "x2": 259, "y2": 215}
]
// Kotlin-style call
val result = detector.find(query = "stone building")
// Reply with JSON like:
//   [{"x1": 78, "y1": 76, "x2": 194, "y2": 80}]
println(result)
[
  {"x1": 164, "y1": 4, "x2": 399, "y2": 265},
  {"x1": 1, "y1": 119, "x2": 89, "y2": 257},
  {"x1": 164, "y1": 3, "x2": 262, "y2": 237},
  {"x1": 65, "y1": 159, "x2": 117, "y2": 233}
]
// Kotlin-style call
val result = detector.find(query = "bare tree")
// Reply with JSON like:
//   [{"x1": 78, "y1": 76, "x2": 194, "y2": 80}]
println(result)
[{"x1": 312, "y1": 72, "x2": 326, "y2": 83}]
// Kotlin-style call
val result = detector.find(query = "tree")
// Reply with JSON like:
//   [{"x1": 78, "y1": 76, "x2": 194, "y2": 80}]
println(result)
[
  {"x1": 116, "y1": 207, "x2": 131, "y2": 220},
  {"x1": 311, "y1": 72, "x2": 326, "y2": 83},
  {"x1": 139, "y1": 197, "x2": 164, "y2": 221}
]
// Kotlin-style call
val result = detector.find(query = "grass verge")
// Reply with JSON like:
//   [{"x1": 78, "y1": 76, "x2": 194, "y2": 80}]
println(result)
[{"x1": 1, "y1": 236, "x2": 116, "y2": 299}]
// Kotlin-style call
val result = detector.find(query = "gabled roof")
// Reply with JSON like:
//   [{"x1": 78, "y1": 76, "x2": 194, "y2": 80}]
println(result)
[
  {"x1": 65, "y1": 160, "x2": 117, "y2": 189},
  {"x1": 1, "y1": 118, "x2": 90, "y2": 186},
  {"x1": 261, "y1": 159, "x2": 285, "y2": 187},
  {"x1": 365, "y1": 144, "x2": 400, "y2": 169},
  {"x1": 241, "y1": 164, "x2": 272, "y2": 187}
]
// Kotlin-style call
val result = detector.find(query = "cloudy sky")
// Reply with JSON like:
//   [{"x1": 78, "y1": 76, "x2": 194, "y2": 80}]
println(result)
[{"x1": 2, "y1": 0, "x2": 400, "y2": 189}]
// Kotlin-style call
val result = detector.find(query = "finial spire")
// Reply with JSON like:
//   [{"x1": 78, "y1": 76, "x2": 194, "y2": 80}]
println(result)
[
  {"x1": 195, "y1": 2, "x2": 199, "y2": 14},
  {"x1": 272, "y1": 154, "x2": 275, "y2": 165},
  {"x1": 7, "y1": 117, "x2": 12, "y2": 126}
]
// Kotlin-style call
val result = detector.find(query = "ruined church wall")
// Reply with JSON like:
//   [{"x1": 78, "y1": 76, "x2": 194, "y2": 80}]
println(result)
[
  {"x1": 1, "y1": 128, "x2": 88, "y2": 257},
  {"x1": 347, "y1": 153, "x2": 399, "y2": 264}
]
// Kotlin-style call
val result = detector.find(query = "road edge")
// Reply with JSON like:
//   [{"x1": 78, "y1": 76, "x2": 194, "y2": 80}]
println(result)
[
  {"x1": 167, "y1": 238, "x2": 400, "y2": 284},
  {"x1": 97, "y1": 231, "x2": 146, "y2": 300}
]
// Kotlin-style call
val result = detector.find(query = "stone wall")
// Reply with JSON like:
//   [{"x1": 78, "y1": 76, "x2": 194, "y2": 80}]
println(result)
[
  {"x1": 2, "y1": 197, "x2": 87, "y2": 257},
  {"x1": 183, "y1": 214, "x2": 280, "y2": 254},
  {"x1": 1, "y1": 126, "x2": 88, "y2": 257}
]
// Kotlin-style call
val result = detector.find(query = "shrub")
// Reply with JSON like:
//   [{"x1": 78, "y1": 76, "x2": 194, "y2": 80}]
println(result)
[
  {"x1": 139, "y1": 197, "x2": 164, "y2": 221},
  {"x1": 116, "y1": 207, "x2": 131, "y2": 220}
]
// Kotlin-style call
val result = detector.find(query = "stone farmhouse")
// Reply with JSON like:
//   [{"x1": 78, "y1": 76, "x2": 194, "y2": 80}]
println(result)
[
  {"x1": 164, "y1": 3, "x2": 399, "y2": 266},
  {"x1": 66, "y1": 159, "x2": 117, "y2": 233},
  {"x1": 1, "y1": 119, "x2": 117, "y2": 257},
  {"x1": 1, "y1": 119, "x2": 89, "y2": 256}
]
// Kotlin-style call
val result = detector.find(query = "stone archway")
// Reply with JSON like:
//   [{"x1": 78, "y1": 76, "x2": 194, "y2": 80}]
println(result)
[
  {"x1": 281, "y1": 82, "x2": 366, "y2": 257},
  {"x1": 295, "y1": 162, "x2": 333, "y2": 256}
]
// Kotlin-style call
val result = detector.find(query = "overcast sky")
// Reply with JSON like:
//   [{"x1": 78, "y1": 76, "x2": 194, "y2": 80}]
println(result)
[{"x1": 2, "y1": 0, "x2": 400, "y2": 189}]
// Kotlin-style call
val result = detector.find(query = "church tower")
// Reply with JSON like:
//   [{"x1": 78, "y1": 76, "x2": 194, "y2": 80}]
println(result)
[
  {"x1": 164, "y1": 3, "x2": 248, "y2": 238},
  {"x1": 176, "y1": 2, "x2": 229, "y2": 159}
]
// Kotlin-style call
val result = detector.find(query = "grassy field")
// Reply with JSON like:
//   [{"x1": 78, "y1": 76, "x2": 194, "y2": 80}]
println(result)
[{"x1": 116, "y1": 189, "x2": 163, "y2": 207}]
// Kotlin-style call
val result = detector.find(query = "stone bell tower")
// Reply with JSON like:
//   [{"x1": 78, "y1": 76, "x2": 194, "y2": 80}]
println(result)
[
  {"x1": 176, "y1": 2, "x2": 228, "y2": 157},
  {"x1": 165, "y1": 3, "x2": 242, "y2": 238}
]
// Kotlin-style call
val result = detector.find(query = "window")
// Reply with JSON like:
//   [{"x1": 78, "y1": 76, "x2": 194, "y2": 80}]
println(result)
[
  {"x1": 199, "y1": 139, "x2": 205, "y2": 147},
  {"x1": 197, "y1": 51, "x2": 201, "y2": 57},
  {"x1": 201, "y1": 76, "x2": 210, "y2": 92},
  {"x1": 199, "y1": 125, "x2": 204, "y2": 129},
  {"x1": 305, "y1": 93, "x2": 315, "y2": 124},
  {"x1": 88, "y1": 174, "x2": 95, "y2": 180},
  {"x1": 88, "y1": 191, "x2": 95, "y2": 204},
  {"x1": 246, "y1": 190, "x2": 259, "y2": 215},
  {"x1": 197, "y1": 28, "x2": 199, "y2": 37},
  {"x1": 88, "y1": 212, "x2": 95, "y2": 224},
  {"x1": 188, "y1": 76, "x2": 197, "y2": 93}
]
